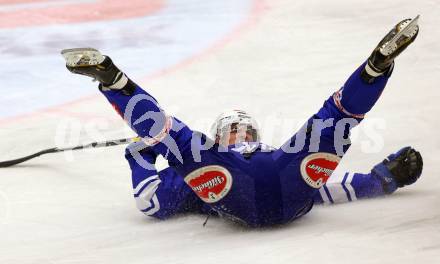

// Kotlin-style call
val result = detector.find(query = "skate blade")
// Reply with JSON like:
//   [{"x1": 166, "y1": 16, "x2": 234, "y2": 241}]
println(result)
[
  {"x1": 61, "y1": 48, "x2": 105, "y2": 67},
  {"x1": 380, "y1": 15, "x2": 419, "y2": 56}
]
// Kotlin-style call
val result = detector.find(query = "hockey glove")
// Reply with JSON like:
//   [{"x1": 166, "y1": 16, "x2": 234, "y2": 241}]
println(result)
[{"x1": 372, "y1": 146, "x2": 423, "y2": 194}]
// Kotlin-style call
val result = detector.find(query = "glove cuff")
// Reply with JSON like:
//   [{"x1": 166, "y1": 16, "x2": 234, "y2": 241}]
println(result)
[{"x1": 372, "y1": 162, "x2": 398, "y2": 194}]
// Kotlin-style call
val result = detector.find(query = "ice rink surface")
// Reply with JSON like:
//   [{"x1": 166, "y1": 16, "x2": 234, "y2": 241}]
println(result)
[{"x1": 0, "y1": 0, "x2": 439, "y2": 263}]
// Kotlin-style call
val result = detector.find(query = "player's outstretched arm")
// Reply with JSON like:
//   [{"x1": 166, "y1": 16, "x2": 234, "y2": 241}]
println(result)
[
  {"x1": 314, "y1": 147, "x2": 423, "y2": 204},
  {"x1": 61, "y1": 48, "x2": 198, "y2": 166}
]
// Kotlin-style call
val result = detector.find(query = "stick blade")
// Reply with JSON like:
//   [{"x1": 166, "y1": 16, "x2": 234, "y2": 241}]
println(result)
[{"x1": 0, "y1": 148, "x2": 57, "y2": 168}]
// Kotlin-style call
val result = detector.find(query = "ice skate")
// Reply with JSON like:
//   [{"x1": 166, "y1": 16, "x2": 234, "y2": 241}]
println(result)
[
  {"x1": 362, "y1": 15, "x2": 420, "y2": 83},
  {"x1": 61, "y1": 48, "x2": 124, "y2": 87}
]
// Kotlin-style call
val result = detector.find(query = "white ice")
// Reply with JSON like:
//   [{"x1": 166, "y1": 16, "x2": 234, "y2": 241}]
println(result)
[{"x1": 0, "y1": 0, "x2": 439, "y2": 263}]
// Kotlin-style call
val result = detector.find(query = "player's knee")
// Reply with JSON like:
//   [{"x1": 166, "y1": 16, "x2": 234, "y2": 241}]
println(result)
[
  {"x1": 132, "y1": 177, "x2": 182, "y2": 220},
  {"x1": 144, "y1": 209, "x2": 175, "y2": 220},
  {"x1": 138, "y1": 199, "x2": 178, "y2": 220},
  {"x1": 133, "y1": 176, "x2": 162, "y2": 216}
]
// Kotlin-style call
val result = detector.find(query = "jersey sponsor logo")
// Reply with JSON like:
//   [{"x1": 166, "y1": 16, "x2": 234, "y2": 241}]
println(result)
[
  {"x1": 184, "y1": 165, "x2": 233, "y2": 203},
  {"x1": 300, "y1": 153, "x2": 341, "y2": 189}
]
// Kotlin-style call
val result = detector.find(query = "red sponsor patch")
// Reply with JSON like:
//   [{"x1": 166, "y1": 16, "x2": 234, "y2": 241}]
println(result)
[
  {"x1": 300, "y1": 153, "x2": 341, "y2": 188},
  {"x1": 184, "y1": 165, "x2": 232, "y2": 203}
]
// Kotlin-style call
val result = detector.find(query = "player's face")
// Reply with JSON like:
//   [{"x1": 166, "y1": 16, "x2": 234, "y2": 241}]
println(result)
[
  {"x1": 216, "y1": 123, "x2": 256, "y2": 146},
  {"x1": 225, "y1": 131, "x2": 254, "y2": 145}
]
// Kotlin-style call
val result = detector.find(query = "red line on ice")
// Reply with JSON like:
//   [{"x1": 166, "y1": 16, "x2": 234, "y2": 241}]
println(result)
[
  {"x1": 140, "y1": 0, "x2": 269, "y2": 83},
  {"x1": 0, "y1": 0, "x2": 50, "y2": 4},
  {"x1": 0, "y1": 0, "x2": 270, "y2": 126},
  {"x1": 0, "y1": 0, "x2": 56, "y2": 5},
  {"x1": 0, "y1": 0, "x2": 165, "y2": 28}
]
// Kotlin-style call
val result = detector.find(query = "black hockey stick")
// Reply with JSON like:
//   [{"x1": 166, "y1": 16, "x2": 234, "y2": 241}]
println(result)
[{"x1": 0, "y1": 137, "x2": 139, "y2": 168}]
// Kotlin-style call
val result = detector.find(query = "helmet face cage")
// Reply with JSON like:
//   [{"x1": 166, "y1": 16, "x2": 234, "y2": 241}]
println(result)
[{"x1": 211, "y1": 110, "x2": 260, "y2": 144}]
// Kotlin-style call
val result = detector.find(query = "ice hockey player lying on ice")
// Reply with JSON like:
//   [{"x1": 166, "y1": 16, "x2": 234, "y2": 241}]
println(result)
[{"x1": 63, "y1": 17, "x2": 423, "y2": 227}]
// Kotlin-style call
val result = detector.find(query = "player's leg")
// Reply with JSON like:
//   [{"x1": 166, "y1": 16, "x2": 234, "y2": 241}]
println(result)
[
  {"x1": 313, "y1": 147, "x2": 423, "y2": 204},
  {"x1": 125, "y1": 142, "x2": 206, "y2": 219},
  {"x1": 334, "y1": 16, "x2": 419, "y2": 117},
  {"x1": 273, "y1": 17, "x2": 420, "y2": 215},
  {"x1": 62, "y1": 48, "x2": 202, "y2": 166},
  {"x1": 276, "y1": 16, "x2": 419, "y2": 163}
]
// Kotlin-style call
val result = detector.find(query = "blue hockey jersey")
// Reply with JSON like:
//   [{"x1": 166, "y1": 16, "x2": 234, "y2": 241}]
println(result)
[
  {"x1": 102, "y1": 62, "x2": 395, "y2": 227},
  {"x1": 125, "y1": 140, "x2": 394, "y2": 226}
]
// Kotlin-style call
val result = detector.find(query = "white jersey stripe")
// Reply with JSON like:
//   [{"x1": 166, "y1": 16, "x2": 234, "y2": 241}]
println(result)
[
  {"x1": 318, "y1": 187, "x2": 330, "y2": 204},
  {"x1": 326, "y1": 172, "x2": 348, "y2": 203},
  {"x1": 326, "y1": 172, "x2": 349, "y2": 203},
  {"x1": 326, "y1": 182, "x2": 349, "y2": 203},
  {"x1": 135, "y1": 180, "x2": 161, "y2": 211},
  {"x1": 133, "y1": 175, "x2": 159, "y2": 194},
  {"x1": 328, "y1": 170, "x2": 345, "y2": 184},
  {"x1": 143, "y1": 194, "x2": 161, "y2": 216},
  {"x1": 344, "y1": 172, "x2": 357, "y2": 201}
]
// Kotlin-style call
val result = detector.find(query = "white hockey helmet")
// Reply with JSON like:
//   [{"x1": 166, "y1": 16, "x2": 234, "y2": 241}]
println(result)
[{"x1": 210, "y1": 110, "x2": 261, "y2": 143}]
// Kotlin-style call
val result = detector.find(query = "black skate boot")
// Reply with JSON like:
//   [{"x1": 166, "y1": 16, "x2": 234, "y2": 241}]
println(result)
[
  {"x1": 61, "y1": 48, "x2": 135, "y2": 95},
  {"x1": 361, "y1": 15, "x2": 420, "y2": 83}
]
